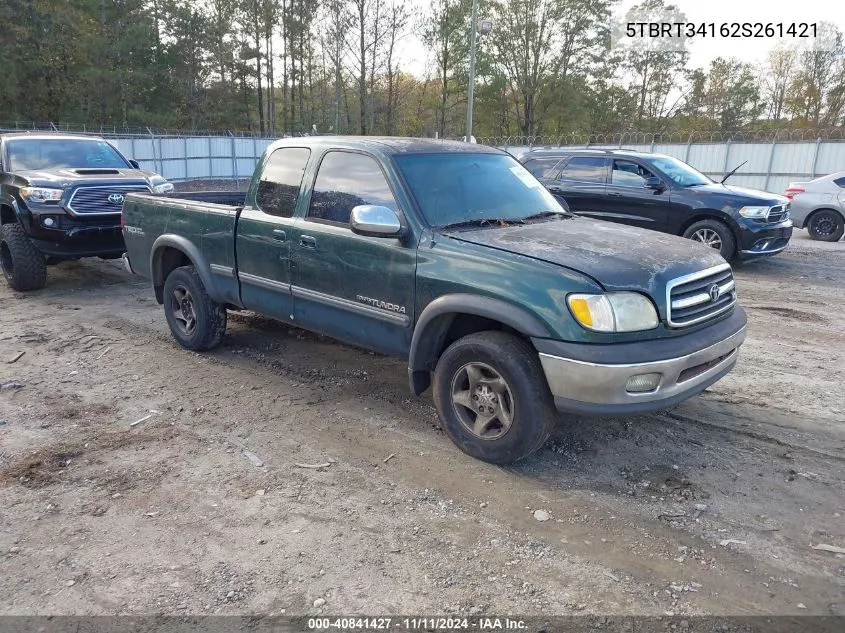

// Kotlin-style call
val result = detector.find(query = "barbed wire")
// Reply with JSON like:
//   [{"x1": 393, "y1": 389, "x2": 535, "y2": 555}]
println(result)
[
  {"x1": 0, "y1": 121, "x2": 294, "y2": 138},
  {"x1": 2, "y1": 121, "x2": 844, "y2": 143},
  {"x1": 479, "y1": 128, "x2": 845, "y2": 147}
]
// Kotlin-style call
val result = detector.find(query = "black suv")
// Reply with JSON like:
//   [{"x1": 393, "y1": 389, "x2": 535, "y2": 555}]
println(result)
[
  {"x1": 0, "y1": 133, "x2": 172, "y2": 290},
  {"x1": 518, "y1": 149, "x2": 793, "y2": 261}
]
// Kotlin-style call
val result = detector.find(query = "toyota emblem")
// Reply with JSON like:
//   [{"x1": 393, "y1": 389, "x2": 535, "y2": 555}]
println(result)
[
  {"x1": 108, "y1": 193, "x2": 125, "y2": 205},
  {"x1": 709, "y1": 284, "x2": 721, "y2": 302}
]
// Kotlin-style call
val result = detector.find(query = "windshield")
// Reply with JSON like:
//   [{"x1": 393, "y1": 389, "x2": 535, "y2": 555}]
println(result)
[
  {"x1": 393, "y1": 153, "x2": 564, "y2": 227},
  {"x1": 648, "y1": 155, "x2": 711, "y2": 187},
  {"x1": 6, "y1": 139, "x2": 129, "y2": 171}
]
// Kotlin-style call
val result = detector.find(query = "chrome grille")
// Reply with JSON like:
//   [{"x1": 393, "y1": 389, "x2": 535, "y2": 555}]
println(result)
[
  {"x1": 767, "y1": 204, "x2": 788, "y2": 223},
  {"x1": 666, "y1": 264, "x2": 737, "y2": 328},
  {"x1": 67, "y1": 185, "x2": 150, "y2": 215}
]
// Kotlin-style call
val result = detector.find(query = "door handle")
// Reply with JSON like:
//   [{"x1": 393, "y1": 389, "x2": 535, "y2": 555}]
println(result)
[
  {"x1": 272, "y1": 229, "x2": 286, "y2": 242},
  {"x1": 299, "y1": 235, "x2": 316, "y2": 248},
  {"x1": 607, "y1": 192, "x2": 622, "y2": 197}
]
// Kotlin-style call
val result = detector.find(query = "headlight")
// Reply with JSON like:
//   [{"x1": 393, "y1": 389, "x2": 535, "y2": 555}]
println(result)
[
  {"x1": 152, "y1": 182, "x2": 174, "y2": 194},
  {"x1": 20, "y1": 187, "x2": 63, "y2": 203},
  {"x1": 567, "y1": 292, "x2": 659, "y2": 332},
  {"x1": 738, "y1": 206, "x2": 769, "y2": 219}
]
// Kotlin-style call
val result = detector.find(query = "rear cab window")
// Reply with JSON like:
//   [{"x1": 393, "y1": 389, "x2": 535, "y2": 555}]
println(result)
[
  {"x1": 307, "y1": 151, "x2": 397, "y2": 226},
  {"x1": 522, "y1": 157, "x2": 563, "y2": 179},
  {"x1": 560, "y1": 156, "x2": 608, "y2": 183},
  {"x1": 256, "y1": 147, "x2": 311, "y2": 217}
]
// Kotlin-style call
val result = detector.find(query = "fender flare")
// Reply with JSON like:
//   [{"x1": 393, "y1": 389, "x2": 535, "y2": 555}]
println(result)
[
  {"x1": 0, "y1": 196, "x2": 23, "y2": 225},
  {"x1": 150, "y1": 234, "x2": 223, "y2": 304},
  {"x1": 407, "y1": 293, "x2": 552, "y2": 395}
]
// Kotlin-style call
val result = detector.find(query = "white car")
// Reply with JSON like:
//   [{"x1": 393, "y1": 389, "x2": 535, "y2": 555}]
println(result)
[{"x1": 786, "y1": 171, "x2": 845, "y2": 242}]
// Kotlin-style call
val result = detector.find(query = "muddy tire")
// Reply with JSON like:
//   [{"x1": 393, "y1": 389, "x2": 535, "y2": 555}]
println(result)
[
  {"x1": 162, "y1": 265, "x2": 227, "y2": 351},
  {"x1": 0, "y1": 223, "x2": 47, "y2": 291},
  {"x1": 683, "y1": 219, "x2": 736, "y2": 260},
  {"x1": 432, "y1": 331, "x2": 556, "y2": 464},
  {"x1": 807, "y1": 209, "x2": 844, "y2": 242}
]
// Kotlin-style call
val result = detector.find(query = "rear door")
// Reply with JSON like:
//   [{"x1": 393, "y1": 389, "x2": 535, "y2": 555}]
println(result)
[
  {"x1": 602, "y1": 158, "x2": 672, "y2": 230},
  {"x1": 546, "y1": 156, "x2": 608, "y2": 215},
  {"x1": 236, "y1": 146, "x2": 310, "y2": 319},
  {"x1": 290, "y1": 150, "x2": 416, "y2": 357},
  {"x1": 521, "y1": 156, "x2": 564, "y2": 180}
]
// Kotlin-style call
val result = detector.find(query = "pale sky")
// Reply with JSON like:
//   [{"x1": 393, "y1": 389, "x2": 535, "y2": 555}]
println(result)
[{"x1": 400, "y1": 0, "x2": 845, "y2": 77}]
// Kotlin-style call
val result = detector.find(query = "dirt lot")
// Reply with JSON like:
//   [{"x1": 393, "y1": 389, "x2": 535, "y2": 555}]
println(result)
[{"x1": 1, "y1": 230, "x2": 844, "y2": 617}]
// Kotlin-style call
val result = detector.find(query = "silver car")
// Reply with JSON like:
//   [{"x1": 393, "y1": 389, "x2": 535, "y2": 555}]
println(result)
[{"x1": 786, "y1": 171, "x2": 845, "y2": 242}]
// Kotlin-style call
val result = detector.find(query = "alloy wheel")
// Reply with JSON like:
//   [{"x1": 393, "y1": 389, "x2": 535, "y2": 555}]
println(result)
[{"x1": 450, "y1": 362, "x2": 515, "y2": 440}]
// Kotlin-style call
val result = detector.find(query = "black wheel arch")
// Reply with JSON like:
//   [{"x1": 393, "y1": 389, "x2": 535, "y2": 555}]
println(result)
[
  {"x1": 678, "y1": 211, "x2": 740, "y2": 241},
  {"x1": 1, "y1": 200, "x2": 20, "y2": 225},
  {"x1": 407, "y1": 294, "x2": 552, "y2": 396}
]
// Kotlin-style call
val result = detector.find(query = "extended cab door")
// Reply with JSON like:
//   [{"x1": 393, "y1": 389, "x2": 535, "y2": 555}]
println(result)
[
  {"x1": 236, "y1": 147, "x2": 310, "y2": 319},
  {"x1": 545, "y1": 156, "x2": 608, "y2": 215},
  {"x1": 290, "y1": 150, "x2": 415, "y2": 357},
  {"x1": 602, "y1": 158, "x2": 672, "y2": 230}
]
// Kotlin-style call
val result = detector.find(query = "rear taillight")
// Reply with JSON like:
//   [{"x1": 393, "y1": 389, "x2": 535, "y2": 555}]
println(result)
[{"x1": 785, "y1": 187, "x2": 804, "y2": 200}]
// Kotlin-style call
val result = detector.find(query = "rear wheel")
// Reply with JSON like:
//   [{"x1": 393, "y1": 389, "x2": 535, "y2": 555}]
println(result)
[
  {"x1": 683, "y1": 219, "x2": 736, "y2": 260},
  {"x1": 163, "y1": 266, "x2": 227, "y2": 350},
  {"x1": 807, "y1": 210, "x2": 844, "y2": 242},
  {"x1": 0, "y1": 223, "x2": 47, "y2": 291},
  {"x1": 432, "y1": 331, "x2": 556, "y2": 464}
]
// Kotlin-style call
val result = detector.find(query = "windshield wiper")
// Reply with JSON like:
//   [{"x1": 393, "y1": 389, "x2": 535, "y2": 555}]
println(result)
[
  {"x1": 721, "y1": 160, "x2": 748, "y2": 184},
  {"x1": 440, "y1": 218, "x2": 525, "y2": 230},
  {"x1": 521, "y1": 210, "x2": 571, "y2": 221}
]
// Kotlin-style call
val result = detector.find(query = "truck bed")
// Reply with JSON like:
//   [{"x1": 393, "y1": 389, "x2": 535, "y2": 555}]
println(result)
[{"x1": 121, "y1": 191, "x2": 242, "y2": 307}]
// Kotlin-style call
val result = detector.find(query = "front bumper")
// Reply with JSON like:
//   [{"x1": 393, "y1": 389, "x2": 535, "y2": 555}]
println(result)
[
  {"x1": 534, "y1": 308, "x2": 747, "y2": 416},
  {"x1": 24, "y1": 209, "x2": 125, "y2": 258},
  {"x1": 736, "y1": 219, "x2": 793, "y2": 258}
]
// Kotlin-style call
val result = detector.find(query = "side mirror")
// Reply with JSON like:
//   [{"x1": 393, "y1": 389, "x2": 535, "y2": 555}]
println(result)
[
  {"x1": 128, "y1": 159, "x2": 141, "y2": 169},
  {"x1": 645, "y1": 176, "x2": 665, "y2": 191},
  {"x1": 350, "y1": 205, "x2": 402, "y2": 238}
]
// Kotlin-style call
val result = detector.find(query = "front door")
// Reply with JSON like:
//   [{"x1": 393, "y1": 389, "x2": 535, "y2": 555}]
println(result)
[
  {"x1": 236, "y1": 146, "x2": 311, "y2": 320},
  {"x1": 602, "y1": 158, "x2": 672, "y2": 230},
  {"x1": 290, "y1": 150, "x2": 416, "y2": 357}
]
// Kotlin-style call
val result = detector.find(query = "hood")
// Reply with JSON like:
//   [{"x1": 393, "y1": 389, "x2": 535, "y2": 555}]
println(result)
[
  {"x1": 17, "y1": 168, "x2": 162, "y2": 187},
  {"x1": 687, "y1": 182, "x2": 788, "y2": 205},
  {"x1": 443, "y1": 217, "x2": 726, "y2": 297}
]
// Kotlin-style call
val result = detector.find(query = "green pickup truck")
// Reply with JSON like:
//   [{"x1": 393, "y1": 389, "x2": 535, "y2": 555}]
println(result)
[{"x1": 122, "y1": 138, "x2": 747, "y2": 464}]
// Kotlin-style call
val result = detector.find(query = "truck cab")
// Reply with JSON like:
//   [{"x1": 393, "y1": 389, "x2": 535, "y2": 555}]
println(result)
[{"x1": 122, "y1": 138, "x2": 747, "y2": 464}]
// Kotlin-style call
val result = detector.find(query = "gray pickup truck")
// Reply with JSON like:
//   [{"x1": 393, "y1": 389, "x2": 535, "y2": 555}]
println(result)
[{"x1": 122, "y1": 137, "x2": 747, "y2": 464}]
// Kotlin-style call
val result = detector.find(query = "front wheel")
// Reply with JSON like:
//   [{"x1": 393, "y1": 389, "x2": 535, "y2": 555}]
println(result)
[
  {"x1": 162, "y1": 266, "x2": 227, "y2": 350},
  {"x1": 432, "y1": 331, "x2": 556, "y2": 464},
  {"x1": 683, "y1": 219, "x2": 736, "y2": 260},
  {"x1": 807, "y1": 210, "x2": 844, "y2": 242},
  {"x1": 0, "y1": 223, "x2": 47, "y2": 291}
]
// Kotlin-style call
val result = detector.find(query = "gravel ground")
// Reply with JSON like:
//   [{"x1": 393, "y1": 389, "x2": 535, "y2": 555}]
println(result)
[{"x1": 0, "y1": 230, "x2": 843, "y2": 616}]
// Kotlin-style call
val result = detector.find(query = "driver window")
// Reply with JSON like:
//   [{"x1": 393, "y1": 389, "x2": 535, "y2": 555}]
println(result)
[
  {"x1": 307, "y1": 151, "x2": 397, "y2": 226},
  {"x1": 612, "y1": 160, "x2": 655, "y2": 187}
]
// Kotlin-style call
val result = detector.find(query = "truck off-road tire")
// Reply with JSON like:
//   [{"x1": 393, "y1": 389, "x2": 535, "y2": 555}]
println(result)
[
  {"x1": 807, "y1": 209, "x2": 845, "y2": 242},
  {"x1": 432, "y1": 331, "x2": 556, "y2": 464},
  {"x1": 0, "y1": 223, "x2": 47, "y2": 291},
  {"x1": 163, "y1": 265, "x2": 227, "y2": 351},
  {"x1": 683, "y1": 219, "x2": 736, "y2": 260}
]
